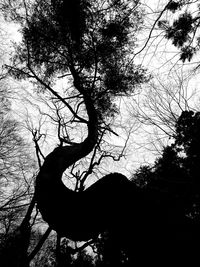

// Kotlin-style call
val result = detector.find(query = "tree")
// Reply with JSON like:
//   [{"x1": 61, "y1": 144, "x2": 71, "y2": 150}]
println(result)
[
  {"x1": 130, "y1": 110, "x2": 200, "y2": 266},
  {"x1": 0, "y1": 13, "x2": 37, "y2": 267},
  {"x1": 128, "y1": 68, "x2": 200, "y2": 162},
  {"x1": 1, "y1": 0, "x2": 149, "y2": 265},
  {"x1": 133, "y1": 109, "x2": 200, "y2": 221},
  {"x1": 173, "y1": 110, "x2": 200, "y2": 194},
  {"x1": 0, "y1": 82, "x2": 36, "y2": 267}
]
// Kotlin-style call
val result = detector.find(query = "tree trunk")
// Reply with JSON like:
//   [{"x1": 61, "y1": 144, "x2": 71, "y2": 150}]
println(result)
[{"x1": 35, "y1": 81, "x2": 99, "y2": 239}]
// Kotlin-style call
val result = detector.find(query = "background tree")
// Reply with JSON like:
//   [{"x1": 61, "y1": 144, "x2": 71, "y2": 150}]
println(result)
[
  {"x1": 0, "y1": 11, "x2": 40, "y2": 267},
  {"x1": 0, "y1": 80, "x2": 36, "y2": 267},
  {"x1": 158, "y1": 0, "x2": 200, "y2": 63},
  {"x1": 127, "y1": 70, "x2": 199, "y2": 165},
  {"x1": 132, "y1": 110, "x2": 200, "y2": 220}
]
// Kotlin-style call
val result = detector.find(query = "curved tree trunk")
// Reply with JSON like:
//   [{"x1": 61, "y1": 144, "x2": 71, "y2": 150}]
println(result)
[
  {"x1": 36, "y1": 169, "x2": 139, "y2": 241},
  {"x1": 34, "y1": 67, "x2": 200, "y2": 266},
  {"x1": 35, "y1": 72, "x2": 100, "y2": 240}
]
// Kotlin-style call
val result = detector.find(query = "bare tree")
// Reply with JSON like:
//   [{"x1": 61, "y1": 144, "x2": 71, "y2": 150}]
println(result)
[{"x1": 128, "y1": 68, "x2": 200, "y2": 159}]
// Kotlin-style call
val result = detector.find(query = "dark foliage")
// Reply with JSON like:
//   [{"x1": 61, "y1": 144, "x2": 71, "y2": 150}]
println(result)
[
  {"x1": 165, "y1": 12, "x2": 193, "y2": 47},
  {"x1": 166, "y1": 1, "x2": 182, "y2": 12},
  {"x1": 174, "y1": 111, "x2": 200, "y2": 190},
  {"x1": 134, "y1": 110, "x2": 200, "y2": 221},
  {"x1": 6, "y1": 0, "x2": 149, "y2": 124},
  {"x1": 130, "y1": 110, "x2": 200, "y2": 265},
  {"x1": 159, "y1": 1, "x2": 200, "y2": 62}
]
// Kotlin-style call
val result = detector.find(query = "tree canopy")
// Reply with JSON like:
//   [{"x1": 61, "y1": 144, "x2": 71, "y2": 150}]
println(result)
[{"x1": 6, "y1": 0, "x2": 148, "y2": 128}]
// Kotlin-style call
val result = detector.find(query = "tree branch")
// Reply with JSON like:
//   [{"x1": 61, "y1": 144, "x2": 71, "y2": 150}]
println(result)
[
  {"x1": 25, "y1": 41, "x2": 88, "y2": 124},
  {"x1": 28, "y1": 227, "x2": 52, "y2": 262},
  {"x1": 130, "y1": 0, "x2": 173, "y2": 63}
]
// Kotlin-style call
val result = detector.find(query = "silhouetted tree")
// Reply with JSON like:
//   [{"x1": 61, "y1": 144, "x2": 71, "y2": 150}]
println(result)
[
  {"x1": 131, "y1": 110, "x2": 200, "y2": 265},
  {"x1": 1, "y1": 0, "x2": 149, "y2": 266},
  {"x1": 133, "y1": 109, "x2": 200, "y2": 223}
]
